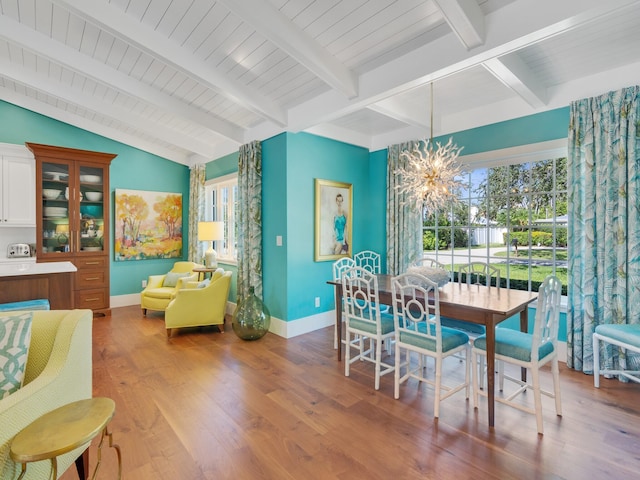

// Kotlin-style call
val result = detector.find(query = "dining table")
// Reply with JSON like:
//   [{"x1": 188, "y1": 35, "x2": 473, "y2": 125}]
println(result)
[{"x1": 328, "y1": 275, "x2": 538, "y2": 428}]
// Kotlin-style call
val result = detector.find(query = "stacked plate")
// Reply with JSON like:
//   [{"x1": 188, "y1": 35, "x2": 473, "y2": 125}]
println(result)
[{"x1": 43, "y1": 206, "x2": 68, "y2": 217}]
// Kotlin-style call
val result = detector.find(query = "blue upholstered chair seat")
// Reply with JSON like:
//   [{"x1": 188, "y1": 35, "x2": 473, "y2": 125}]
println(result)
[
  {"x1": 441, "y1": 317, "x2": 486, "y2": 336},
  {"x1": 399, "y1": 324, "x2": 469, "y2": 352},
  {"x1": 474, "y1": 329, "x2": 554, "y2": 362},
  {"x1": 594, "y1": 324, "x2": 640, "y2": 347},
  {"x1": 349, "y1": 312, "x2": 395, "y2": 335}
]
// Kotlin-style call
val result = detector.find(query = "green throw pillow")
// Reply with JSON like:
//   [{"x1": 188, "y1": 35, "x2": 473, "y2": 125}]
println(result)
[
  {"x1": 163, "y1": 272, "x2": 190, "y2": 287},
  {"x1": 0, "y1": 311, "x2": 33, "y2": 399}
]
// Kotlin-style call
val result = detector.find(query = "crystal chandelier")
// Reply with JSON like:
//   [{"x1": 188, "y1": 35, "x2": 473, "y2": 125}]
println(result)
[{"x1": 396, "y1": 83, "x2": 465, "y2": 211}]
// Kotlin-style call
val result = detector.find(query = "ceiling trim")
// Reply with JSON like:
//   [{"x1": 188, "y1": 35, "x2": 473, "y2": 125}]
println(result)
[
  {"x1": 432, "y1": 0, "x2": 485, "y2": 49},
  {"x1": 286, "y1": 0, "x2": 640, "y2": 134},
  {"x1": 217, "y1": 0, "x2": 358, "y2": 99},
  {"x1": 0, "y1": 14, "x2": 246, "y2": 144},
  {"x1": 51, "y1": 0, "x2": 287, "y2": 126},
  {"x1": 483, "y1": 56, "x2": 547, "y2": 108},
  {"x1": 0, "y1": 86, "x2": 188, "y2": 164}
]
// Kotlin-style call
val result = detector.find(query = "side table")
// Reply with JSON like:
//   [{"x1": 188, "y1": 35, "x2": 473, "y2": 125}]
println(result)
[
  {"x1": 193, "y1": 266, "x2": 217, "y2": 281},
  {"x1": 10, "y1": 397, "x2": 122, "y2": 480}
]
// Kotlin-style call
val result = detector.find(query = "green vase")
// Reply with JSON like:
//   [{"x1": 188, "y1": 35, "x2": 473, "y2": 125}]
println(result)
[{"x1": 232, "y1": 286, "x2": 271, "y2": 340}]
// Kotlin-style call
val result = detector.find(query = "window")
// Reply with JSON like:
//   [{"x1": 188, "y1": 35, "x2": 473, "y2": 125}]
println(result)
[
  {"x1": 205, "y1": 174, "x2": 238, "y2": 262},
  {"x1": 421, "y1": 141, "x2": 568, "y2": 294}
]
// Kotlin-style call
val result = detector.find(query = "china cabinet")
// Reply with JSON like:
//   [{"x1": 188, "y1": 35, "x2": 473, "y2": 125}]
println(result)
[{"x1": 26, "y1": 142, "x2": 116, "y2": 315}]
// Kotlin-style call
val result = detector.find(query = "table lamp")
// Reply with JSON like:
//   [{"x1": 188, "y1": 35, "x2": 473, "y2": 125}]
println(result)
[{"x1": 198, "y1": 221, "x2": 224, "y2": 268}]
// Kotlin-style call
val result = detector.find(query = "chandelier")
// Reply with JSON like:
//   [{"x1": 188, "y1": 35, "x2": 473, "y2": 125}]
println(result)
[{"x1": 395, "y1": 83, "x2": 465, "y2": 212}]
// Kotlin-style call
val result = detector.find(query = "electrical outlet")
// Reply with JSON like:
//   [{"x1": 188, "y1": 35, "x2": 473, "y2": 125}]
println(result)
[
  {"x1": 142, "y1": 279, "x2": 147, "y2": 288},
  {"x1": 315, "y1": 296, "x2": 320, "y2": 308}
]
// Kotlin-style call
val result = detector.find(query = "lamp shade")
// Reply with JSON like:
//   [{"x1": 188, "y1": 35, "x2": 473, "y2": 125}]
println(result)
[
  {"x1": 198, "y1": 221, "x2": 224, "y2": 268},
  {"x1": 198, "y1": 221, "x2": 224, "y2": 241}
]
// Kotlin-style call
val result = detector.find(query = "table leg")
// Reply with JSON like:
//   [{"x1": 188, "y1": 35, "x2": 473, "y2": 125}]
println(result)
[
  {"x1": 520, "y1": 308, "x2": 528, "y2": 382},
  {"x1": 485, "y1": 314, "x2": 496, "y2": 428},
  {"x1": 91, "y1": 425, "x2": 122, "y2": 480},
  {"x1": 335, "y1": 284, "x2": 343, "y2": 361}
]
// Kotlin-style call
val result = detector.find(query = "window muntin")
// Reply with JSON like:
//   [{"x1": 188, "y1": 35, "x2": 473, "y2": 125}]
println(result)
[{"x1": 422, "y1": 157, "x2": 567, "y2": 294}]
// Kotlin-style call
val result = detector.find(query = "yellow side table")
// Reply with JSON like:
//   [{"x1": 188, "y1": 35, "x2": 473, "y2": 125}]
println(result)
[{"x1": 10, "y1": 397, "x2": 122, "y2": 480}]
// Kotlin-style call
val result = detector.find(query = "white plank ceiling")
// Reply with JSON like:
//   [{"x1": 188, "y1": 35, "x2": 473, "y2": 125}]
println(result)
[{"x1": 1, "y1": 0, "x2": 639, "y2": 165}]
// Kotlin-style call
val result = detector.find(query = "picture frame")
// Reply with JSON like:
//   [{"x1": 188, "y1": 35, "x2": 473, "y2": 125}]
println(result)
[
  {"x1": 114, "y1": 188, "x2": 183, "y2": 261},
  {"x1": 315, "y1": 179, "x2": 353, "y2": 262}
]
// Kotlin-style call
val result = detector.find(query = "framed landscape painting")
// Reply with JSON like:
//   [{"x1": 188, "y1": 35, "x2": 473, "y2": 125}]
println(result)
[
  {"x1": 114, "y1": 189, "x2": 183, "y2": 261},
  {"x1": 315, "y1": 179, "x2": 352, "y2": 262}
]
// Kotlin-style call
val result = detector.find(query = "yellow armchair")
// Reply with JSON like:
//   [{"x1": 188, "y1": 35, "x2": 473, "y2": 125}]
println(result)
[
  {"x1": 0, "y1": 309, "x2": 93, "y2": 480},
  {"x1": 165, "y1": 268, "x2": 232, "y2": 337},
  {"x1": 140, "y1": 261, "x2": 202, "y2": 315}
]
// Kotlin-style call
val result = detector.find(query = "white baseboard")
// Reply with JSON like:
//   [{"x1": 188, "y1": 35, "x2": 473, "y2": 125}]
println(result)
[{"x1": 110, "y1": 294, "x2": 570, "y2": 359}]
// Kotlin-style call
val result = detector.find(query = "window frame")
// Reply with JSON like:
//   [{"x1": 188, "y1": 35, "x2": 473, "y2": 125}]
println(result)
[
  {"x1": 421, "y1": 139, "x2": 568, "y2": 295},
  {"x1": 205, "y1": 173, "x2": 238, "y2": 264}
]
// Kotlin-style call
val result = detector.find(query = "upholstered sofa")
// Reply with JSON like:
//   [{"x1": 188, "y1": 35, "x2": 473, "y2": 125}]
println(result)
[
  {"x1": 0, "y1": 309, "x2": 93, "y2": 480},
  {"x1": 140, "y1": 261, "x2": 202, "y2": 315},
  {"x1": 165, "y1": 268, "x2": 232, "y2": 337}
]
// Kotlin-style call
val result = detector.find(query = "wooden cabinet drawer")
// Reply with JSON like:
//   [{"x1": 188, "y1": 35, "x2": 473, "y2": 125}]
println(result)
[
  {"x1": 76, "y1": 269, "x2": 106, "y2": 289},
  {"x1": 75, "y1": 256, "x2": 107, "y2": 270},
  {"x1": 76, "y1": 288, "x2": 108, "y2": 310}
]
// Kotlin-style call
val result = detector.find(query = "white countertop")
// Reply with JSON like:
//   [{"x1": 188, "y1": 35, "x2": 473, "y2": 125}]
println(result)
[{"x1": 0, "y1": 261, "x2": 77, "y2": 277}]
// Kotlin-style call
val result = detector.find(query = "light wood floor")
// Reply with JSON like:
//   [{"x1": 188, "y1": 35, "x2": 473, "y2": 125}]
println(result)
[{"x1": 62, "y1": 305, "x2": 640, "y2": 479}]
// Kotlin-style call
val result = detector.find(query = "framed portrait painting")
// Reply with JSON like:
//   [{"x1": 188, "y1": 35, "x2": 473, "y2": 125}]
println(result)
[{"x1": 315, "y1": 179, "x2": 353, "y2": 262}]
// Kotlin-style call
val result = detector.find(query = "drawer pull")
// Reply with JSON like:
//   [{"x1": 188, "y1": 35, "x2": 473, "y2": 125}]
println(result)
[
  {"x1": 85, "y1": 277, "x2": 100, "y2": 281},
  {"x1": 84, "y1": 298, "x2": 100, "y2": 302},
  {"x1": 85, "y1": 261, "x2": 100, "y2": 265}
]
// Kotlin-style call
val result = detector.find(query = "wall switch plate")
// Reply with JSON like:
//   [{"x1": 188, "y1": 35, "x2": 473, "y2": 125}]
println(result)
[
  {"x1": 315, "y1": 297, "x2": 320, "y2": 308},
  {"x1": 276, "y1": 235, "x2": 283, "y2": 246},
  {"x1": 142, "y1": 279, "x2": 147, "y2": 288}
]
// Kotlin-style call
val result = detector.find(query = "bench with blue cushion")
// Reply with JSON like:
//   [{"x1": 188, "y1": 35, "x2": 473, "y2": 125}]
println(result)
[
  {"x1": 0, "y1": 299, "x2": 50, "y2": 312},
  {"x1": 593, "y1": 324, "x2": 640, "y2": 387}
]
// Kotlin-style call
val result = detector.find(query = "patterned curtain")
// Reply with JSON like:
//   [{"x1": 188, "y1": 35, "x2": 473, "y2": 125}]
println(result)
[
  {"x1": 386, "y1": 141, "x2": 422, "y2": 275},
  {"x1": 237, "y1": 140, "x2": 263, "y2": 301},
  {"x1": 567, "y1": 86, "x2": 640, "y2": 378},
  {"x1": 188, "y1": 164, "x2": 206, "y2": 264}
]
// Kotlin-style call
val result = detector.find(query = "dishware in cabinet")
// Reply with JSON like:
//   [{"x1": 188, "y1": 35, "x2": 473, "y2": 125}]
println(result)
[{"x1": 27, "y1": 142, "x2": 116, "y2": 315}]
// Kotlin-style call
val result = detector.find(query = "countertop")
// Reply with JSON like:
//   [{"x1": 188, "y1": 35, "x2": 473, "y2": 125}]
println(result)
[{"x1": 0, "y1": 260, "x2": 77, "y2": 277}]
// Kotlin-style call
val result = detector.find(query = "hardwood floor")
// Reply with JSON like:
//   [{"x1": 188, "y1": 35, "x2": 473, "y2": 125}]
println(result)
[{"x1": 62, "y1": 305, "x2": 640, "y2": 479}]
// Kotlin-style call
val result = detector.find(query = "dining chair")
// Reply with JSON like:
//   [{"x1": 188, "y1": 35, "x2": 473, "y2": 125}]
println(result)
[
  {"x1": 593, "y1": 324, "x2": 640, "y2": 387},
  {"x1": 332, "y1": 257, "x2": 357, "y2": 350},
  {"x1": 471, "y1": 275, "x2": 562, "y2": 434},
  {"x1": 354, "y1": 250, "x2": 382, "y2": 274},
  {"x1": 440, "y1": 262, "x2": 500, "y2": 339},
  {"x1": 342, "y1": 266, "x2": 395, "y2": 390},
  {"x1": 391, "y1": 272, "x2": 470, "y2": 418},
  {"x1": 459, "y1": 262, "x2": 500, "y2": 287},
  {"x1": 412, "y1": 257, "x2": 446, "y2": 270}
]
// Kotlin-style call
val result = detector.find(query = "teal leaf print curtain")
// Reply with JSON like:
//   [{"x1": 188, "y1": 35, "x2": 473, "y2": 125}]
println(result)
[
  {"x1": 237, "y1": 140, "x2": 263, "y2": 301},
  {"x1": 567, "y1": 85, "x2": 640, "y2": 378},
  {"x1": 188, "y1": 164, "x2": 206, "y2": 264},
  {"x1": 387, "y1": 141, "x2": 422, "y2": 275}
]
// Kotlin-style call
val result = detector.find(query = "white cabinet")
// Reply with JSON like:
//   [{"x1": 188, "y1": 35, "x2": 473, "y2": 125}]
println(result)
[{"x1": 0, "y1": 144, "x2": 36, "y2": 227}]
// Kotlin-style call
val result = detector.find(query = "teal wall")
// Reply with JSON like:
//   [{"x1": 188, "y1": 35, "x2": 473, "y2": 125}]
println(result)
[
  {"x1": 0, "y1": 100, "x2": 191, "y2": 295},
  {"x1": 447, "y1": 108, "x2": 570, "y2": 155},
  {"x1": 283, "y1": 132, "x2": 371, "y2": 321},
  {"x1": 4, "y1": 95, "x2": 572, "y2": 340}
]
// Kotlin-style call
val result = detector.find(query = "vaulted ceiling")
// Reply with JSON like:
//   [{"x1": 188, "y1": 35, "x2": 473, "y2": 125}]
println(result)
[{"x1": 1, "y1": 0, "x2": 639, "y2": 166}]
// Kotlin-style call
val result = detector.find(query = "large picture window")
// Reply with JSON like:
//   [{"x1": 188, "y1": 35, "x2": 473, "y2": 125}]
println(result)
[
  {"x1": 205, "y1": 174, "x2": 238, "y2": 263},
  {"x1": 421, "y1": 142, "x2": 568, "y2": 294}
]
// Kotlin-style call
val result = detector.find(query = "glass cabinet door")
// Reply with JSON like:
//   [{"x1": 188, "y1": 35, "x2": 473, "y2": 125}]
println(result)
[
  {"x1": 78, "y1": 165, "x2": 105, "y2": 253},
  {"x1": 41, "y1": 161, "x2": 71, "y2": 254}
]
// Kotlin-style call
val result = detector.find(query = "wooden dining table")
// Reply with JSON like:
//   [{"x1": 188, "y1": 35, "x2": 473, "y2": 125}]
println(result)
[{"x1": 328, "y1": 275, "x2": 538, "y2": 428}]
